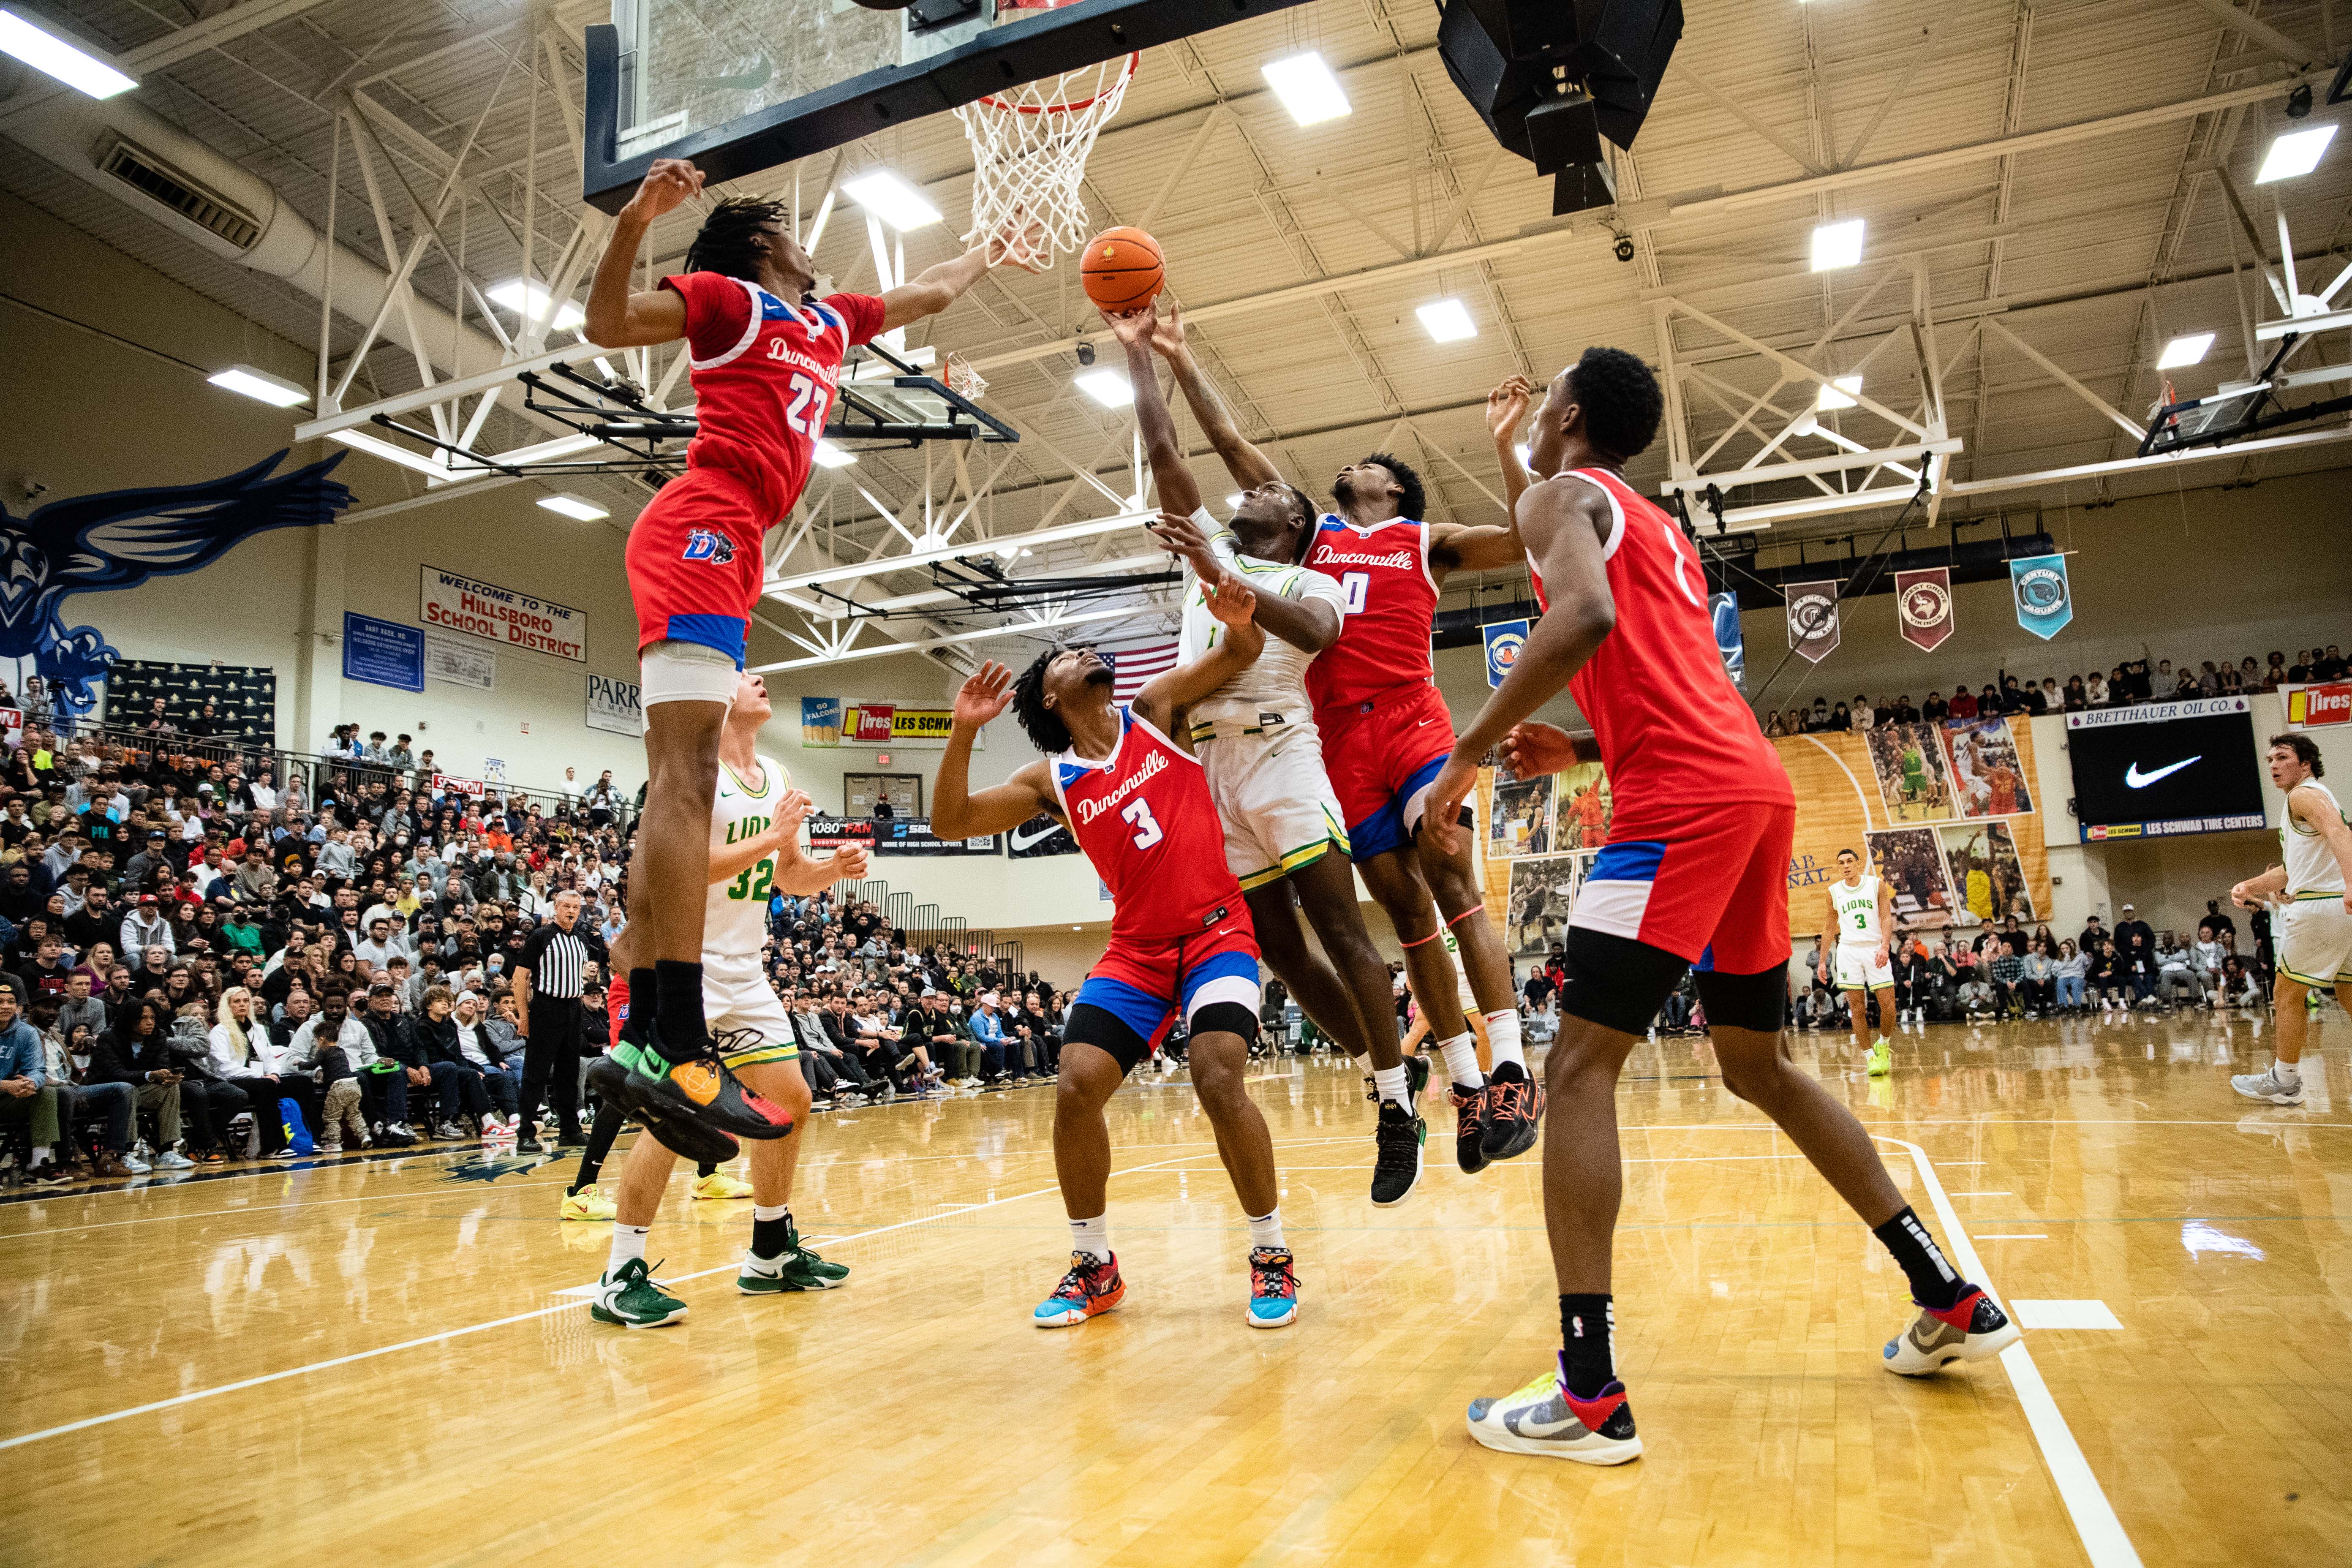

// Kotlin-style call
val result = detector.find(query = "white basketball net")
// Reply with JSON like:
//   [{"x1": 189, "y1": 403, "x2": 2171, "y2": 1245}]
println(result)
[{"x1": 955, "y1": 52, "x2": 1138, "y2": 271}]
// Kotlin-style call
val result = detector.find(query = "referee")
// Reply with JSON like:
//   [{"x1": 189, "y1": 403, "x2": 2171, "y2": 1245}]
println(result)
[{"x1": 514, "y1": 890, "x2": 607, "y2": 1148}]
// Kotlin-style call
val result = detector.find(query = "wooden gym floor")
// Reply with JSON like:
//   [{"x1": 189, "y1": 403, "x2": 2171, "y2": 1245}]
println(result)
[{"x1": 3, "y1": 1012, "x2": 2345, "y2": 1567}]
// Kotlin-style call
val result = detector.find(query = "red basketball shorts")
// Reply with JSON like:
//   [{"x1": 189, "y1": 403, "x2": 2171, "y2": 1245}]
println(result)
[
  {"x1": 1316, "y1": 683, "x2": 1458, "y2": 862},
  {"x1": 1570, "y1": 800, "x2": 1795, "y2": 974},
  {"x1": 626, "y1": 465, "x2": 768, "y2": 664}
]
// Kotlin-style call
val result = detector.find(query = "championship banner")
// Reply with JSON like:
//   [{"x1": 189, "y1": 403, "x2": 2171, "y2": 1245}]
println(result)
[
  {"x1": 1481, "y1": 620, "x2": 1528, "y2": 689},
  {"x1": 421, "y1": 565, "x2": 587, "y2": 662},
  {"x1": 2009, "y1": 553, "x2": 2072, "y2": 640},
  {"x1": 1784, "y1": 580, "x2": 1840, "y2": 664},
  {"x1": 1710, "y1": 592, "x2": 1746, "y2": 688},
  {"x1": 1894, "y1": 567, "x2": 1953, "y2": 652},
  {"x1": 2285, "y1": 683, "x2": 2352, "y2": 729}
]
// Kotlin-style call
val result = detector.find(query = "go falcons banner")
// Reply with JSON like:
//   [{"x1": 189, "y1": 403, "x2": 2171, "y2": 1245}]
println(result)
[
  {"x1": 2009, "y1": 553, "x2": 2074, "y2": 640},
  {"x1": 1784, "y1": 579, "x2": 1841, "y2": 664},
  {"x1": 1894, "y1": 567, "x2": 1954, "y2": 652}
]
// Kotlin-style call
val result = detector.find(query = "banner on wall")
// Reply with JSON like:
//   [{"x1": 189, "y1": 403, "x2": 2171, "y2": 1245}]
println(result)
[
  {"x1": 424, "y1": 632, "x2": 495, "y2": 690},
  {"x1": 1784, "y1": 580, "x2": 1840, "y2": 664},
  {"x1": 585, "y1": 673, "x2": 643, "y2": 737},
  {"x1": 1006, "y1": 813, "x2": 1081, "y2": 858},
  {"x1": 2285, "y1": 683, "x2": 2352, "y2": 729},
  {"x1": 2009, "y1": 553, "x2": 2072, "y2": 640},
  {"x1": 1710, "y1": 592, "x2": 1746, "y2": 688},
  {"x1": 871, "y1": 817, "x2": 998, "y2": 856},
  {"x1": 343, "y1": 612, "x2": 423, "y2": 693},
  {"x1": 1894, "y1": 568, "x2": 1954, "y2": 652},
  {"x1": 1481, "y1": 620, "x2": 1529, "y2": 689},
  {"x1": 431, "y1": 772, "x2": 486, "y2": 799},
  {"x1": 793, "y1": 701, "x2": 982, "y2": 750},
  {"x1": 801, "y1": 697, "x2": 844, "y2": 746},
  {"x1": 806, "y1": 816, "x2": 877, "y2": 850},
  {"x1": 421, "y1": 565, "x2": 586, "y2": 662}
]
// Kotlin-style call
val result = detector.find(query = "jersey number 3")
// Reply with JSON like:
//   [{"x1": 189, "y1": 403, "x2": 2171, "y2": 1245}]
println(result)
[{"x1": 1120, "y1": 798, "x2": 1164, "y2": 851}]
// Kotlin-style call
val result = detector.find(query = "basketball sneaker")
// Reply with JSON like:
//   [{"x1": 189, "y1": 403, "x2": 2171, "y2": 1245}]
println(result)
[
  {"x1": 609, "y1": 1027, "x2": 793, "y2": 1144},
  {"x1": 1404, "y1": 1052, "x2": 1431, "y2": 1102},
  {"x1": 1369, "y1": 1100, "x2": 1425, "y2": 1207},
  {"x1": 591, "y1": 1257, "x2": 689, "y2": 1328},
  {"x1": 737, "y1": 1220, "x2": 849, "y2": 1293},
  {"x1": 1034, "y1": 1251, "x2": 1124, "y2": 1327},
  {"x1": 1881, "y1": 1286, "x2": 2021, "y2": 1375},
  {"x1": 1246, "y1": 1246, "x2": 1299, "y2": 1328},
  {"x1": 1466, "y1": 1355, "x2": 1642, "y2": 1465},
  {"x1": 1481, "y1": 1060, "x2": 1544, "y2": 1160},
  {"x1": 690, "y1": 1170, "x2": 755, "y2": 1200},
  {"x1": 1451, "y1": 1082, "x2": 1490, "y2": 1174},
  {"x1": 2231, "y1": 1066, "x2": 2305, "y2": 1105},
  {"x1": 560, "y1": 1185, "x2": 617, "y2": 1222},
  {"x1": 1867, "y1": 1038, "x2": 1892, "y2": 1077},
  {"x1": 588, "y1": 1052, "x2": 740, "y2": 1166}
]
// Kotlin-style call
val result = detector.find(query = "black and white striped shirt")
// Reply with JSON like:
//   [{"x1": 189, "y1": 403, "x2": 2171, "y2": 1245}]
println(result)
[{"x1": 518, "y1": 921, "x2": 602, "y2": 1000}]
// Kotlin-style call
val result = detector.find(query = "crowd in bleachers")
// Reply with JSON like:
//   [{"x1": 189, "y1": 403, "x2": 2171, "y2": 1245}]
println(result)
[{"x1": 1764, "y1": 643, "x2": 2347, "y2": 736}]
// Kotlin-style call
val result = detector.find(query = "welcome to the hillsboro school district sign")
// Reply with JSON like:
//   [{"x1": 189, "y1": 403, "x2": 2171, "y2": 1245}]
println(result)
[{"x1": 421, "y1": 566, "x2": 586, "y2": 662}]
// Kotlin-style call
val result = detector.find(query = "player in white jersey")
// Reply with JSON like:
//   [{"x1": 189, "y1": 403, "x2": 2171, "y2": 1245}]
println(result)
[
  {"x1": 1818, "y1": 848, "x2": 1897, "y2": 1077},
  {"x1": 1106, "y1": 302, "x2": 1430, "y2": 1206},
  {"x1": 2229, "y1": 733, "x2": 2352, "y2": 1106},
  {"x1": 584, "y1": 672, "x2": 871, "y2": 1328}
]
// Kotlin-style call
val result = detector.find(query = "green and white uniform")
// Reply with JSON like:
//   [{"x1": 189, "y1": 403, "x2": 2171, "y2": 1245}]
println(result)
[
  {"x1": 1829, "y1": 873, "x2": 1894, "y2": 991},
  {"x1": 2278, "y1": 779, "x2": 2352, "y2": 986},
  {"x1": 1177, "y1": 507, "x2": 1353, "y2": 891},
  {"x1": 706, "y1": 754, "x2": 798, "y2": 1066}
]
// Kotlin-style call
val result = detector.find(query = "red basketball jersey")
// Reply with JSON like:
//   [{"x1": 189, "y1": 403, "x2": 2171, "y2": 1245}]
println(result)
[
  {"x1": 1528, "y1": 468, "x2": 1792, "y2": 828},
  {"x1": 1050, "y1": 711, "x2": 1243, "y2": 939},
  {"x1": 608, "y1": 972, "x2": 629, "y2": 1050},
  {"x1": 661, "y1": 272, "x2": 885, "y2": 524},
  {"x1": 1302, "y1": 515, "x2": 1438, "y2": 710}
]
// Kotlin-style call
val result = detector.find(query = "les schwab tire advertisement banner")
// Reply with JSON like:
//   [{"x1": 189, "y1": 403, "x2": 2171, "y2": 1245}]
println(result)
[{"x1": 798, "y1": 699, "x2": 977, "y2": 751}]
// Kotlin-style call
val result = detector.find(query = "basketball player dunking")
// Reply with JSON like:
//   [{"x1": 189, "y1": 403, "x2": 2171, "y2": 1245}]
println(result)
[
  {"x1": 583, "y1": 158, "x2": 1007, "y2": 1146},
  {"x1": 931, "y1": 577, "x2": 1305, "y2": 1330},
  {"x1": 1156, "y1": 328, "x2": 1545, "y2": 1168},
  {"x1": 1819, "y1": 847, "x2": 1897, "y2": 1077},
  {"x1": 1422, "y1": 347, "x2": 2016, "y2": 1464}
]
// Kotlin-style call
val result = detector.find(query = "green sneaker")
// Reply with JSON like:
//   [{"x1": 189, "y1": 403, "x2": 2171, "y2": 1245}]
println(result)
[
  {"x1": 737, "y1": 1222, "x2": 849, "y2": 1293},
  {"x1": 1867, "y1": 1038, "x2": 1892, "y2": 1078},
  {"x1": 590, "y1": 1256, "x2": 689, "y2": 1328}
]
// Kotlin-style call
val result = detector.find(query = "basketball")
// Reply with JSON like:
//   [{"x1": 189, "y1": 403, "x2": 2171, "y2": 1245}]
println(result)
[{"x1": 1081, "y1": 226, "x2": 1165, "y2": 312}]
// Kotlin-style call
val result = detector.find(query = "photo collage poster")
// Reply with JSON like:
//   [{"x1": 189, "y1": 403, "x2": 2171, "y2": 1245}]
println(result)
[{"x1": 1482, "y1": 759, "x2": 1611, "y2": 953}]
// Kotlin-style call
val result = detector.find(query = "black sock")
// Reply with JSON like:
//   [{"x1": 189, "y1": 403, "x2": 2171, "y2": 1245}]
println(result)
[
  {"x1": 1558, "y1": 1293, "x2": 1615, "y2": 1399},
  {"x1": 751, "y1": 1209, "x2": 793, "y2": 1260},
  {"x1": 1873, "y1": 1205, "x2": 1964, "y2": 1309},
  {"x1": 623, "y1": 968, "x2": 657, "y2": 1046},
  {"x1": 697, "y1": 1161, "x2": 718, "y2": 1179},
  {"x1": 651, "y1": 960, "x2": 709, "y2": 1060}
]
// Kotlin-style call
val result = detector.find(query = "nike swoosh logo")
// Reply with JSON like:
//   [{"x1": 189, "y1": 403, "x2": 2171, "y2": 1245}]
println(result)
[
  {"x1": 1507, "y1": 1410, "x2": 1583, "y2": 1437},
  {"x1": 2126, "y1": 757, "x2": 2199, "y2": 788},
  {"x1": 1417, "y1": 718, "x2": 1436, "y2": 727},
  {"x1": 1008, "y1": 822, "x2": 1063, "y2": 852}
]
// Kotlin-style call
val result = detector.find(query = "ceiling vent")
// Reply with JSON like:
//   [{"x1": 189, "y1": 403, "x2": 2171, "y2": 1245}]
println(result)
[{"x1": 97, "y1": 136, "x2": 260, "y2": 250}]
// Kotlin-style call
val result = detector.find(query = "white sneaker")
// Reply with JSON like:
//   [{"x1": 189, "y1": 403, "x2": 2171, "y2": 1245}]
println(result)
[
  {"x1": 155, "y1": 1150, "x2": 194, "y2": 1170},
  {"x1": 121, "y1": 1152, "x2": 151, "y2": 1173},
  {"x1": 2231, "y1": 1067, "x2": 2305, "y2": 1105}
]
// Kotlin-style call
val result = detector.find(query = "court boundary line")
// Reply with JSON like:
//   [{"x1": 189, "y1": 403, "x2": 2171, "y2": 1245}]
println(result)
[{"x1": 1876, "y1": 1135, "x2": 2142, "y2": 1568}]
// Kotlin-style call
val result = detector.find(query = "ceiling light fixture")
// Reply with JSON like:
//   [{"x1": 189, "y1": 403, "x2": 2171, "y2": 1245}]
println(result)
[
  {"x1": 1416, "y1": 299, "x2": 1477, "y2": 342},
  {"x1": 842, "y1": 169, "x2": 942, "y2": 231},
  {"x1": 487, "y1": 278, "x2": 584, "y2": 332},
  {"x1": 207, "y1": 365, "x2": 309, "y2": 408},
  {"x1": 1074, "y1": 369, "x2": 1135, "y2": 408},
  {"x1": 536, "y1": 494, "x2": 608, "y2": 521},
  {"x1": 2156, "y1": 332, "x2": 2215, "y2": 370},
  {"x1": 812, "y1": 440, "x2": 857, "y2": 469},
  {"x1": 2255, "y1": 123, "x2": 2336, "y2": 183},
  {"x1": 1815, "y1": 375, "x2": 1863, "y2": 411},
  {"x1": 1809, "y1": 217, "x2": 1865, "y2": 271},
  {"x1": 1262, "y1": 52, "x2": 1350, "y2": 126},
  {"x1": 0, "y1": 7, "x2": 135, "y2": 98}
]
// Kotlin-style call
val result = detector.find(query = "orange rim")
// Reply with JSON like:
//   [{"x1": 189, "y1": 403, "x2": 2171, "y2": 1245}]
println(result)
[{"x1": 974, "y1": 52, "x2": 1139, "y2": 115}]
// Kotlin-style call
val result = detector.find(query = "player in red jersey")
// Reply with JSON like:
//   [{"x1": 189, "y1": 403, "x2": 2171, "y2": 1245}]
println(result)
[
  {"x1": 1423, "y1": 348, "x2": 2016, "y2": 1466},
  {"x1": 1164, "y1": 359, "x2": 1546, "y2": 1168},
  {"x1": 583, "y1": 158, "x2": 1007, "y2": 1146},
  {"x1": 931, "y1": 577, "x2": 1304, "y2": 1331}
]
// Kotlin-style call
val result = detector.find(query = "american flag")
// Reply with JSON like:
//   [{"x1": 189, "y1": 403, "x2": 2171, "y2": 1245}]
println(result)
[{"x1": 1101, "y1": 638, "x2": 1179, "y2": 703}]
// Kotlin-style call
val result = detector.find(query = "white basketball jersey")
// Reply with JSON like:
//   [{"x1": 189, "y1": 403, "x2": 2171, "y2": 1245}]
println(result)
[
  {"x1": 1832, "y1": 874, "x2": 1884, "y2": 946},
  {"x1": 707, "y1": 755, "x2": 789, "y2": 960},
  {"x1": 2283, "y1": 780, "x2": 2348, "y2": 896},
  {"x1": 1175, "y1": 506, "x2": 1346, "y2": 732}
]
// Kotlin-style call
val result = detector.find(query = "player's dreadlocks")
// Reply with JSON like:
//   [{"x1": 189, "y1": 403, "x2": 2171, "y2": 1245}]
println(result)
[
  {"x1": 683, "y1": 196, "x2": 787, "y2": 282},
  {"x1": 1566, "y1": 346, "x2": 1665, "y2": 465},
  {"x1": 1013, "y1": 647, "x2": 1078, "y2": 754},
  {"x1": 1354, "y1": 452, "x2": 1426, "y2": 523}
]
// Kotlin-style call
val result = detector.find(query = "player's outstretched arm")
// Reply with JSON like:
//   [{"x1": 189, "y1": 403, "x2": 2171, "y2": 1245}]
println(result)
[
  {"x1": 1421, "y1": 476, "x2": 1618, "y2": 853},
  {"x1": 1132, "y1": 575, "x2": 1262, "y2": 737},
  {"x1": 1104, "y1": 302, "x2": 1201, "y2": 517},
  {"x1": 1153, "y1": 308, "x2": 1283, "y2": 490},
  {"x1": 879, "y1": 246, "x2": 992, "y2": 333},
  {"x1": 584, "y1": 159, "x2": 698, "y2": 348},
  {"x1": 1489, "y1": 376, "x2": 1537, "y2": 514},
  {"x1": 932, "y1": 662, "x2": 1061, "y2": 841}
]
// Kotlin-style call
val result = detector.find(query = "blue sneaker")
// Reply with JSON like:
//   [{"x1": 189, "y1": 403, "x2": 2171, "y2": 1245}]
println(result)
[{"x1": 1246, "y1": 1246, "x2": 1298, "y2": 1328}]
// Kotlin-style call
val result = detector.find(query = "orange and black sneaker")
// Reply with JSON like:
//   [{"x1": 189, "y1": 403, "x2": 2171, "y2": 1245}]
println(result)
[
  {"x1": 1451, "y1": 1081, "x2": 1491, "y2": 1174},
  {"x1": 1481, "y1": 1060, "x2": 1544, "y2": 1161},
  {"x1": 586, "y1": 1052, "x2": 739, "y2": 1165},
  {"x1": 610, "y1": 1026, "x2": 793, "y2": 1144},
  {"x1": 1034, "y1": 1250, "x2": 1125, "y2": 1327}
]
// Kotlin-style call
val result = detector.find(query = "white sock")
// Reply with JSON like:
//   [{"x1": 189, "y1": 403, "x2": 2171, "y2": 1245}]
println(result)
[
  {"x1": 754, "y1": 1203, "x2": 789, "y2": 1222},
  {"x1": 1069, "y1": 1214, "x2": 1111, "y2": 1263},
  {"x1": 29, "y1": 1144, "x2": 51, "y2": 1167},
  {"x1": 1438, "y1": 1032, "x2": 1483, "y2": 1088},
  {"x1": 1372, "y1": 1064, "x2": 1410, "y2": 1111},
  {"x1": 2274, "y1": 1056, "x2": 2301, "y2": 1084},
  {"x1": 1247, "y1": 1208, "x2": 1286, "y2": 1251},
  {"x1": 1485, "y1": 1010, "x2": 1526, "y2": 1071},
  {"x1": 606, "y1": 1224, "x2": 650, "y2": 1277}
]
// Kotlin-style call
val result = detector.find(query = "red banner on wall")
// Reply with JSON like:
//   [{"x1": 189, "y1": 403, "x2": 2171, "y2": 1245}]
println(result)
[
  {"x1": 851, "y1": 704, "x2": 896, "y2": 743},
  {"x1": 1894, "y1": 567, "x2": 1954, "y2": 652},
  {"x1": 1784, "y1": 580, "x2": 1840, "y2": 664}
]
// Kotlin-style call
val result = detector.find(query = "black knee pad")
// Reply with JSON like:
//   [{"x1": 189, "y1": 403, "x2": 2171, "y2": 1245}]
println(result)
[
  {"x1": 1187, "y1": 1001, "x2": 1259, "y2": 1045},
  {"x1": 1555, "y1": 926, "x2": 1690, "y2": 1036},
  {"x1": 1692, "y1": 964, "x2": 1788, "y2": 1032}
]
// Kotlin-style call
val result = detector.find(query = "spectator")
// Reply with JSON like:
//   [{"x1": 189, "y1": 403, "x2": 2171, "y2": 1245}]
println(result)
[
  {"x1": 0, "y1": 983, "x2": 69, "y2": 1181},
  {"x1": 2156, "y1": 934, "x2": 2202, "y2": 1008},
  {"x1": 2017, "y1": 940, "x2": 2055, "y2": 1018},
  {"x1": 2052, "y1": 939, "x2": 2087, "y2": 1014},
  {"x1": 120, "y1": 893, "x2": 174, "y2": 958},
  {"x1": 206, "y1": 988, "x2": 294, "y2": 1157}
]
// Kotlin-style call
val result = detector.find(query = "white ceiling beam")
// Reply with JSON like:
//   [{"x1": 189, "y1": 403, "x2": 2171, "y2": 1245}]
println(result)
[
  {"x1": 1980, "y1": 318, "x2": 2146, "y2": 440},
  {"x1": 1663, "y1": 439, "x2": 1962, "y2": 495},
  {"x1": 749, "y1": 600, "x2": 1170, "y2": 675},
  {"x1": 2176, "y1": 0, "x2": 2320, "y2": 67},
  {"x1": 765, "y1": 510, "x2": 1160, "y2": 596}
]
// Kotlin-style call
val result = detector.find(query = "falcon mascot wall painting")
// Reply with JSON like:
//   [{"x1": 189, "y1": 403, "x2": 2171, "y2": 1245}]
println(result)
[{"x1": 0, "y1": 450, "x2": 352, "y2": 715}]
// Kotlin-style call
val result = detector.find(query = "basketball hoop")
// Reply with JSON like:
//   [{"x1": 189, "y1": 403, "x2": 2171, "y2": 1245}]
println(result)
[
  {"x1": 944, "y1": 352, "x2": 988, "y2": 402},
  {"x1": 955, "y1": 49, "x2": 1138, "y2": 271}
]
